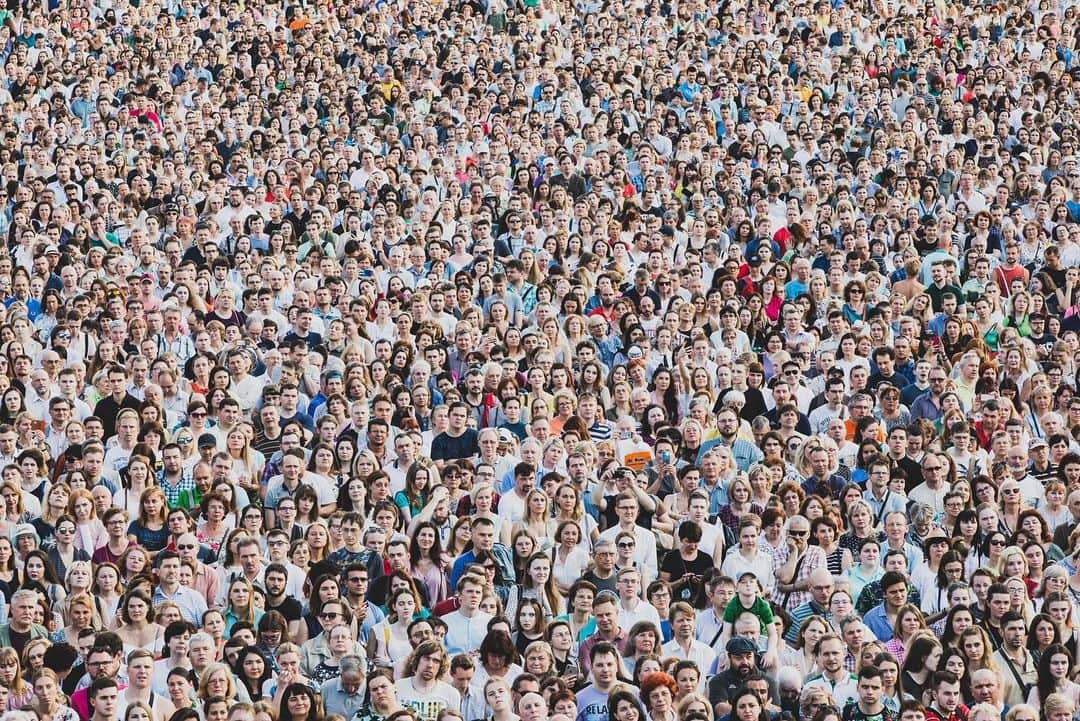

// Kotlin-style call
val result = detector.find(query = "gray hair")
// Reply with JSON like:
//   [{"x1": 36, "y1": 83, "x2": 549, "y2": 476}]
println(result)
[
  {"x1": 188, "y1": 632, "x2": 215, "y2": 649},
  {"x1": 340, "y1": 655, "x2": 365, "y2": 676}
]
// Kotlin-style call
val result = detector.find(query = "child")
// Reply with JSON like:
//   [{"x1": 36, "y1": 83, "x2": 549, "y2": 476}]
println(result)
[{"x1": 718, "y1": 572, "x2": 779, "y2": 668}]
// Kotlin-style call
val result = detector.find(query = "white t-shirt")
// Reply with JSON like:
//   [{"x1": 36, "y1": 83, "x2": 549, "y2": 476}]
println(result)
[{"x1": 395, "y1": 677, "x2": 461, "y2": 721}]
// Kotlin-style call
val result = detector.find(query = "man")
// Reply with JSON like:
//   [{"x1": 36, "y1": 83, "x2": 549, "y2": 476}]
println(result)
[
  {"x1": 968, "y1": 669, "x2": 1003, "y2": 713},
  {"x1": 804, "y1": 633, "x2": 858, "y2": 707},
  {"x1": 151, "y1": 621, "x2": 193, "y2": 696},
  {"x1": 802, "y1": 445, "x2": 847, "y2": 498},
  {"x1": 175, "y1": 532, "x2": 218, "y2": 603},
  {"x1": 863, "y1": 572, "x2": 911, "y2": 642},
  {"x1": 71, "y1": 647, "x2": 126, "y2": 720},
  {"x1": 396, "y1": 641, "x2": 461, "y2": 721},
  {"x1": 0, "y1": 589, "x2": 49, "y2": 655},
  {"x1": 661, "y1": 602, "x2": 717, "y2": 690},
  {"x1": 431, "y1": 402, "x2": 480, "y2": 466},
  {"x1": 93, "y1": 365, "x2": 141, "y2": 440},
  {"x1": 328, "y1": 512, "x2": 370, "y2": 573},
  {"x1": 450, "y1": 655, "x2": 487, "y2": 721},
  {"x1": 992, "y1": 612, "x2": 1037, "y2": 707},
  {"x1": 784, "y1": 568, "x2": 834, "y2": 644},
  {"x1": 187, "y1": 632, "x2": 216, "y2": 680},
  {"x1": 265, "y1": 563, "x2": 304, "y2": 639},
  {"x1": 1052, "y1": 490, "x2": 1080, "y2": 549},
  {"x1": 863, "y1": 455, "x2": 907, "y2": 522},
  {"x1": 843, "y1": 667, "x2": 892, "y2": 721},
  {"x1": 908, "y1": 453, "x2": 949, "y2": 514},
  {"x1": 577, "y1": 591, "x2": 628, "y2": 675},
  {"x1": 597, "y1": 492, "x2": 659, "y2": 581},
  {"x1": 322, "y1": 656, "x2": 366, "y2": 719},
  {"x1": 581, "y1": 539, "x2": 618, "y2": 594},
  {"x1": 708, "y1": 637, "x2": 776, "y2": 717},
  {"x1": 698, "y1": 406, "x2": 763, "y2": 471},
  {"x1": 773, "y1": 514, "x2": 827, "y2": 611},
  {"x1": 153, "y1": 551, "x2": 208, "y2": 625},
  {"x1": 575, "y1": 643, "x2": 622, "y2": 721},
  {"x1": 923, "y1": 672, "x2": 967, "y2": 721},
  {"x1": 615, "y1": 567, "x2": 662, "y2": 629},
  {"x1": 448, "y1": 516, "x2": 514, "y2": 593},
  {"x1": 86, "y1": 678, "x2": 121, "y2": 721},
  {"x1": 158, "y1": 444, "x2": 195, "y2": 510},
  {"x1": 443, "y1": 574, "x2": 494, "y2": 655},
  {"x1": 982, "y1": 583, "x2": 1012, "y2": 650},
  {"x1": 496, "y1": 462, "x2": 535, "y2": 525},
  {"x1": 910, "y1": 368, "x2": 950, "y2": 423},
  {"x1": 485, "y1": 677, "x2": 520, "y2": 721}
]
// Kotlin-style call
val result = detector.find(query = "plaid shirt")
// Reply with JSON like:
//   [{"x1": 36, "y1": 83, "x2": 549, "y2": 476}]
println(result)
[
  {"x1": 771, "y1": 544, "x2": 827, "y2": 611},
  {"x1": 158, "y1": 468, "x2": 195, "y2": 509}
]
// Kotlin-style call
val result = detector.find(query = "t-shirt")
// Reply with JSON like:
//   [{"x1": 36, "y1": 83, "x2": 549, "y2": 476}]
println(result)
[
  {"x1": 660, "y1": 550, "x2": 714, "y2": 579},
  {"x1": 395, "y1": 677, "x2": 461, "y2": 721},
  {"x1": 267, "y1": 596, "x2": 302, "y2": 623},
  {"x1": 430, "y1": 429, "x2": 479, "y2": 461},
  {"x1": 722, "y1": 595, "x2": 775, "y2": 634},
  {"x1": 576, "y1": 684, "x2": 619, "y2": 721}
]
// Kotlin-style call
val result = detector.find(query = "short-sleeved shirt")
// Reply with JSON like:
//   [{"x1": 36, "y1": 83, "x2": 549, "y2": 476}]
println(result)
[{"x1": 722, "y1": 595, "x2": 775, "y2": 634}]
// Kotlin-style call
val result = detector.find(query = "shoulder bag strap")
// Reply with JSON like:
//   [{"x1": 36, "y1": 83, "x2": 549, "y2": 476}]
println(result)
[
  {"x1": 1001, "y1": 652, "x2": 1033, "y2": 698},
  {"x1": 782, "y1": 553, "x2": 808, "y2": 607}
]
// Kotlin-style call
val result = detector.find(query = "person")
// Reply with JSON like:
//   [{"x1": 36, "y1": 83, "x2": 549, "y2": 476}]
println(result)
[
  {"x1": 922, "y1": 672, "x2": 968, "y2": 721},
  {"x1": 992, "y1": 612, "x2": 1038, "y2": 708},
  {"x1": 395, "y1": 641, "x2": 461, "y2": 721},
  {"x1": 0, "y1": 589, "x2": 49, "y2": 656},
  {"x1": 660, "y1": 603, "x2": 717, "y2": 688},
  {"x1": 575, "y1": 643, "x2": 624, "y2": 721},
  {"x1": 804, "y1": 634, "x2": 858, "y2": 708},
  {"x1": 708, "y1": 637, "x2": 776, "y2": 717},
  {"x1": 87, "y1": 679, "x2": 120, "y2": 721},
  {"x1": 842, "y1": 667, "x2": 896, "y2": 721},
  {"x1": 442, "y1": 574, "x2": 494, "y2": 656},
  {"x1": 354, "y1": 669, "x2": 404, "y2": 721}
]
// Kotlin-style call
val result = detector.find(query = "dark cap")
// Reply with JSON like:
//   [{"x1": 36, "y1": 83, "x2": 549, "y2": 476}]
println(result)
[
  {"x1": 727, "y1": 637, "x2": 757, "y2": 655},
  {"x1": 197, "y1": 433, "x2": 218, "y2": 449},
  {"x1": 747, "y1": 254, "x2": 762, "y2": 267}
]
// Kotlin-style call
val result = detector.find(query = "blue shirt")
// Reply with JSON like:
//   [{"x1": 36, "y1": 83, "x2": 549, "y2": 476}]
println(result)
[
  {"x1": 862, "y1": 603, "x2": 895, "y2": 641},
  {"x1": 153, "y1": 584, "x2": 208, "y2": 626}
]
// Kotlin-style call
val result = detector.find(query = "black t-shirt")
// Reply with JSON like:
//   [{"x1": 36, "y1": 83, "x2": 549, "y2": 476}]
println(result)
[
  {"x1": 660, "y1": 550, "x2": 714, "y2": 580},
  {"x1": 267, "y1": 596, "x2": 302, "y2": 623},
  {"x1": 431, "y1": 429, "x2": 479, "y2": 461},
  {"x1": 9, "y1": 627, "x2": 30, "y2": 657}
]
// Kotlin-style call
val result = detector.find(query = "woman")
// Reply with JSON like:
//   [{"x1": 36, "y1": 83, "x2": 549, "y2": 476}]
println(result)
[
  {"x1": 721, "y1": 516, "x2": 775, "y2": 596},
  {"x1": 198, "y1": 492, "x2": 232, "y2": 554},
  {"x1": 32, "y1": 668, "x2": 79, "y2": 721},
  {"x1": 959, "y1": 627, "x2": 998, "y2": 676},
  {"x1": 506, "y1": 552, "x2": 565, "y2": 621},
  {"x1": 68, "y1": 488, "x2": 106, "y2": 555},
  {"x1": 552, "y1": 521, "x2": 590, "y2": 595},
  {"x1": 127, "y1": 487, "x2": 169, "y2": 554},
  {"x1": 640, "y1": 672, "x2": 679, "y2": 721},
  {"x1": 234, "y1": 646, "x2": 273, "y2": 703},
  {"x1": 874, "y1": 652, "x2": 905, "y2": 714},
  {"x1": 812, "y1": 516, "x2": 852, "y2": 582},
  {"x1": 779, "y1": 614, "x2": 826, "y2": 677},
  {"x1": 115, "y1": 455, "x2": 153, "y2": 519},
  {"x1": 503, "y1": 488, "x2": 555, "y2": 551},
  {"x1": 23, "y1": 550, "x2": 66, "y2": 607},
  {"x1": 198, "y1": 663, "x2": 240, "y2": 706},
  {"x1": 621, "y1": 621, "x2": 662, "y2": 677},
  {"x1": 513, "y1": 598, "x2": 547, "y2": 658},
  {"x1": 845, "y1": 538, "x2": 883, "y2": 601},
  {"x1": 116, "y1": 590, "x2": 165, "y2": 656},
  {"x1": 883, "y1": 604, "x2": 929, "y2": 665},
  {"x1": 900, "y1": 634, "x2": 942, "y2": 704},
  {"x1": 278, "y1": 683, "x2": 319, "y2": 721},
  {"x1": 729, "y1": 685, "x2": 770, "y2": 721},
  {"x1": 49, "y1": 516, "x2": 90, "y2": 581},
  {"x1": 716, "y1": 477, "x2": 763, "y2": 537},
  {"x1": 367, "y1": 588, "x2": 418, "y2": 667},
  {"x1": 409, "y1": 521, "x2": 448, "y2": 605},
  {"x1": 0, "y1": 647, "x2": 31, "y2": 709},
  {"x1": 1028, "y1": 643, "x2": 1080, "y2": 709},
  {"x1": 92, "y1": 562, "x2": 124, "y2": 622},
  {"x1": 224, "y1": 577, "x2": 264, "y2": 635},
  {"x1": 309, "y1": 623, "x2": 355, "y2": 685},
  {"x1": 52, "y1": 592, "x2": 97, "y2": 646}
]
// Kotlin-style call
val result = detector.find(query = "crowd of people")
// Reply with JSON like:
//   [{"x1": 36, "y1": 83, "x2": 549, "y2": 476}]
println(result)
[{"x1": 5, "y1": 2, "x2": 1080, "y2": 721}]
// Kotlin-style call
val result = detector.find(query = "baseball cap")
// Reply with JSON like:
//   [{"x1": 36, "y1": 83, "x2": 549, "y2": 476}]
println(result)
[
  {"x1": 197, "y1": 433, "x2": 218, "y2": 449},
  {"x1": 45, "y1": 245, "x2": 59, "y2": 255},
  {"x1": 1031, "y1": 438, "x2": 1049, "y2": 450}
]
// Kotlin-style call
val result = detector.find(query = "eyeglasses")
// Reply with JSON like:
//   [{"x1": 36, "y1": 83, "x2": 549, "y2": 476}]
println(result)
[
  {"x1": 177, "y1": 544, "x2": 196, "y2": 550},
  {"x1": 923, "y1": 465, "x2": 942, "y2": 471},
  {"x1": 989, "y1": 539, "x2": 1006, "y2": 546},
  {"x1": 788, "y1": 530, "x2": 808, "y2": 537},
  {"x1": 617, "y1": 542, "x2": 635, "y2": 548},
  {"x1": 319, "y1": 612, "x2": 341, "y2": 620}
]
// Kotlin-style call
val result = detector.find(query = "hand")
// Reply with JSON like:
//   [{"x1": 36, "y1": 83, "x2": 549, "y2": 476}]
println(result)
[{"x1": 761, "y1": 650, "x2": 778, "y2": 669}]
